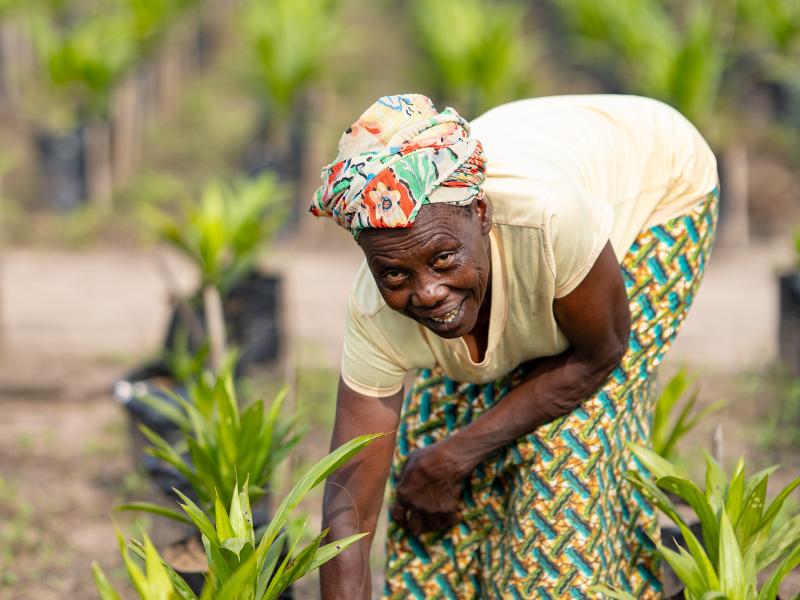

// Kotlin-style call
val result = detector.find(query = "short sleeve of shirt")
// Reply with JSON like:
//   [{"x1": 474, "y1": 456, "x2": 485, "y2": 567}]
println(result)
[
  {"x1": 340, "y1": 297, "x2": 406, "y2": 397},
  {"x1": 545, "y1": 180, "x2": 614, "y2": 298}
]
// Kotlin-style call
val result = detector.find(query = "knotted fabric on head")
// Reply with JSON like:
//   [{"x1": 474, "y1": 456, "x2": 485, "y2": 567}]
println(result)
[{"x1": 309, "y1": 94, "x2": 487, "y2": 237}]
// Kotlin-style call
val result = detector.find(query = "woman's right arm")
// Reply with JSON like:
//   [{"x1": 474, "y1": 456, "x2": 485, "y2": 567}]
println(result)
[{"x1": 319, "y1": 377, "x2": 404, "y2": 600}]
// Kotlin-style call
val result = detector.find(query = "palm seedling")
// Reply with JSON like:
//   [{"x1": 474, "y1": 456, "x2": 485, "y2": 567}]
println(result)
[
  {"x1": 240, "y1": 0, "x2": 341, "y2": 195},
  {"x1": 94, "y1": 433, "x2": 381, "y2": 599},
  {"x1": 146, "y1": 172, "x2": 288, "y2": 296},
  {"x1": 552, "y1": 0, "x2": 729, "y2": 137},
  {"x1": 119, "y1": 359, "x2": 302, "y2": 514},
  {"x1": 651, "y1": 369, "x2": 725, "y2": 463},
  {"x1": 408, "y1": 0, "x2": 535, "y2": 118},
  {"x1": 241, "y1": 0, "x2": 340, "y2": 121},
  {"x1": 593, "y1": 444, "x2": 800, "y2": 599},
  {"x1": 144, "y1": 172, "x2": 288, "y2": 367},
  {"x1": 736, "y1": 0, "x2": 800, "y2": 110}
]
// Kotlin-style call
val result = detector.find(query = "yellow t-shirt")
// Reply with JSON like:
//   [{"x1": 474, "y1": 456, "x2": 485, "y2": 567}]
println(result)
[{"x1": 341, "y1": 95, "x2": 718, "y2": 397}]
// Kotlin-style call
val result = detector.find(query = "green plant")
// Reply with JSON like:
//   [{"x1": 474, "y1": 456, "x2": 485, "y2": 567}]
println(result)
[
  {"x1": 26, "y1": 5, "x2": 138, "y2": 123},
  {"x1": 552, "y1": 0, "x2": 730, "y2": 141},
  {"x1": 596, "y1": 444, "x2": 800, "y2": 599},
  {"x1": 144, "y1": 172, "x2": 288, "y2": 294},
  {"x1": 242, "y1": 0, "x2": 340, "y2": 118},
  {"x1": 409, "y1": 0, "x2": 535, "y2": 118},
  {"x1": 121, "y1": 359, "x2": 302, "y2": 512},
  {"x1": 95, "y1": 433, "x2": 382, "y2": 599},
  {"x1": 651, "y1": 369, "x2": 725, "y2": 462}
]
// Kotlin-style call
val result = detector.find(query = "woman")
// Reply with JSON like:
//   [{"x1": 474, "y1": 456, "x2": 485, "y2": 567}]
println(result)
[{"x1": 310, "y1": 93, "x2": 718, "y2": 599}]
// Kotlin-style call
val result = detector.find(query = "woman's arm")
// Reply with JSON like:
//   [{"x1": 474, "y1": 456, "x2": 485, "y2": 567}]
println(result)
[
  {"x1": 391, "y1": 241, "x2": 631, "y2": 533},
  {"x1": 320, "y1": 378, "x2": 404, "y2": 600}
]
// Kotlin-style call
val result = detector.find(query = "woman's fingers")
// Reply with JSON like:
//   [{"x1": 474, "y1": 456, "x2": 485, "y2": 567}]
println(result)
[
  {"x1": 390, "y1": 501, "x2": 409, "y2": 530},
  {"x1": 393, "y1": 501, "x2": 460, "y2": 535}
]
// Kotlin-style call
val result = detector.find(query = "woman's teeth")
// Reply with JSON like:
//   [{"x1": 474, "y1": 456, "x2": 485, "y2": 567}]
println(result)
[{"x1": 431, "y1": 305, "x2": 460, "y2": 324}]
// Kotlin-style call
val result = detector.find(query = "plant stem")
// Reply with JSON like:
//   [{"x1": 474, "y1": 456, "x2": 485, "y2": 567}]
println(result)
[{"x1": 203, "y1": 284, "x2": 226, "y2": 371}]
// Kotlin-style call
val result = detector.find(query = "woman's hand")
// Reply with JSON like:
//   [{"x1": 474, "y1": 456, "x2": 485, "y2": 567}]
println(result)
[{"x1": 390, "y1": 442, "x2": 466, "y2": 535}]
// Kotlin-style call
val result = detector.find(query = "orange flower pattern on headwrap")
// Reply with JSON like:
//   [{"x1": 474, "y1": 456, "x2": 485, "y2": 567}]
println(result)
[{"x1": 309, "y1": 94, "x2": 487, "y2": 237}]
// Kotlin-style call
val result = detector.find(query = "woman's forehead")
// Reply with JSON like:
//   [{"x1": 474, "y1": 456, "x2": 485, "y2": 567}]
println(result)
[{"x1": 358, "y1": 204, "x2": 471, "y2": 251}]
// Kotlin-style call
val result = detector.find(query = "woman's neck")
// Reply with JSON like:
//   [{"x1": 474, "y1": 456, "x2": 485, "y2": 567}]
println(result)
[{"x1": 463, "y1": 283, "x2": 492, "y2": 363}]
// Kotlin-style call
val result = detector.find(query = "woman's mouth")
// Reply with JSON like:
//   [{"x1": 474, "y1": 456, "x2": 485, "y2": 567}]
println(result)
[
  {"x1": 430, "y1": 305, "x2": 460, "y2": 324},
  {"x1": 425, "y1": 300, "x2": 465, "y2": 327}
]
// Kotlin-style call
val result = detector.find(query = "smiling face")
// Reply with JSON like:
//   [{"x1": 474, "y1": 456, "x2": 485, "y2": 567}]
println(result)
[{"x1": 357, "y1": 198, "x2": 493, "y2": 339}]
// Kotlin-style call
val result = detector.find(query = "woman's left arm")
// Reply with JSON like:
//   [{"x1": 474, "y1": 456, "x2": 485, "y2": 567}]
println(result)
[{"x1": 391, "y1": 241, "x2": 631, "y2": 534}]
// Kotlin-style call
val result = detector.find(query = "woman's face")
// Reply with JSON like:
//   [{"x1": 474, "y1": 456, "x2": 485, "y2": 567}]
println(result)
[{"x1": 358, "y1": 198, "x2": 493, "y2": 339}]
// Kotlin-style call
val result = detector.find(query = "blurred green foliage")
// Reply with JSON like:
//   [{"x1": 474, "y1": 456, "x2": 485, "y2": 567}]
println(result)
[
  {"x1": 552, "y1": 0, "x2": 729, "y2": 139},
  {"x1": 409, "y1": 0, "x2": 535, "y2": 118},
  {"x1": 652, "y1": 369, "x2": 725, "y2": 463},
  {"x1": 142, "y1": 172, "x2": 289, "y2": 292},
  {"x1": 21, "y1": 0, "x2": 200, "y2": 125},
  {"x1": 242, "y1": 0, "x2": 341, "y2": 117}
]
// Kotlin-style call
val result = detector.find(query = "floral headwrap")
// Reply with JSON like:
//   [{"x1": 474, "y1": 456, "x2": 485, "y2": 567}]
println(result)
[{"x1": 309, "y1": 94, "x2": 487, "y2": 237}]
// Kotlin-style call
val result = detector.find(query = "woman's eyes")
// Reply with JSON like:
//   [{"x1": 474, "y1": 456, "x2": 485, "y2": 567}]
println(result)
[
  {"x1": 381, "y1": 251, "x2": 457, "y2": 285},
  {"x1": 382, "y1": 270, "x2": 407, "y2": 284},
  {"x1": 433, "y1": 252, "x2": 456, "y2": 269}
]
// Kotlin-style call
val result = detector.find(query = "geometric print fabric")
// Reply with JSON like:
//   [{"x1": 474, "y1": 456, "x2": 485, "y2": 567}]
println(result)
[{"x1": 383, "y1": 189, "x2": 719, "y2": 599}]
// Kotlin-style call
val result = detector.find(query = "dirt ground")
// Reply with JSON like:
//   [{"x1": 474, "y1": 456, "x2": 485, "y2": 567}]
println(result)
[{"x1": 1, "y1": 229, "x2": 799, "y2": 599}]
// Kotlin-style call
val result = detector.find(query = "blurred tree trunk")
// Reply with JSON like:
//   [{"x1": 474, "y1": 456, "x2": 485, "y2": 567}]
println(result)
[
  {"x1": 156, "y1": 34, "x2": 182, "y2": 114},
  {"x1": 718, "y1": 142, "x2": 750, "y2": 248},
  {"x1": 84, "y1": 120, "x2": 113, "y2": 210},
  {"x1": 0, "y1": 21, "x2": 32, "y2": 111},
  {"x1": 112, "y1": 74, "x2": 142, "y2": 186}
]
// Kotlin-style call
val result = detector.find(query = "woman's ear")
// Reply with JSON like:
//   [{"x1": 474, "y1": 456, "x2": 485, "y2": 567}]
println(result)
[{"x1": 476, "y1": 195, "x2": 492, "y2": 235}]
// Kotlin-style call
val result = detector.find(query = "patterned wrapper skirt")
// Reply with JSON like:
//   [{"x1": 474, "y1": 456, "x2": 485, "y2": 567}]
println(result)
[{"x1": 383, "y1": 189, "x2": 719, "y2": 599}]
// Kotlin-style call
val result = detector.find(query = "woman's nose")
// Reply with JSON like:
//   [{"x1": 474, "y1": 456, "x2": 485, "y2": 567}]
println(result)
[{"x1": 411, "y1": 277, "x2": 448, "y2": 307}]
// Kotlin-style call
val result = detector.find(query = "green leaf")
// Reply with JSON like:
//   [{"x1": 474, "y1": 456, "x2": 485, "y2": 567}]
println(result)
[
  {"x1": 212, "y1": 550, "x2": 260, "y2": 600},
  {"x1": 308, "y1": 532, "x2": 369, "y2": 572},
  {"x1": 658, "y1": 543, "x2": 708, "y2": 595},
  {"x1": 736, "y1": 473, "x2": 768, "y2": 551},
  {"x1": 625, "y1": 471, "x2": 684, "y2": 526},
  {"x1": 726, "y1": 457, "x2": 747, "y2": 524},
  {"x1": 676, "y1": 519, "x2": 719, "y2": 589},
  {"x1": 117, "y1": 529, "x2": 149, "y2": 598},
  {"x1": 757, "y1": 513, "x2": 800, "y2": 572},
  {"x1": 756, "y1": 476, "x2": 800, "y2": 537},
  {"x1": 256, "y1": 433, "x2": 383, "y2": 559},
  {"x1": 256, "y1": 530, "x2": 288, "y2": 599},
  {"x1": 92, "y1": 562, "x2": 123, "y2": 600},
  {"x1": 266, "y1": 532, "x2": 325, "y2": 599},
  {"x1": 587, "y1": 584, "x2": 637, "y2": 600},
  {"x1": 114, "y1": 502, "x2": 195, "y2": 527},
  {"x1": 215, "y1": 495, "x2": 236, "y2": 542},
  {"x1": 142, "y1": 532, "x2": 174, "y2": 597},
  {"x1": 757, "y1": 539, "x2": 800, "y2": 600},
  {"x1": 628, "y1": 443, "x2": 682, "y2": 479},
  {"x1": 657, "y1": 475, "x2": 720, "y2": 567},
  {"x1": 175, "y1": 489, "x2": 219, "y2": 545},
  {"x1": 718, "y1": 508, "x2": 746, "y2": 600},
  {"x1": 138, "y1": 391, "x2": 192, "y2": 432}
]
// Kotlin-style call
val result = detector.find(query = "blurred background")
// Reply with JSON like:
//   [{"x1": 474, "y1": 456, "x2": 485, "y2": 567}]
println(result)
[{"x1": 0, "y1": 0, "x2": 799, "y2": 598}]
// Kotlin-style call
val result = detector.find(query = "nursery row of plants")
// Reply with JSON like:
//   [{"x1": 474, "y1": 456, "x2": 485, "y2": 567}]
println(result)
[
  {"x1": 95, "y1": 340, "x2": 800, "y2": 597},
  {"x1": 0, "y1": 0, "x2": 340, "y2": 214},
  {"x1": 2, "y1": 0, "x2": 799, "y2": 235}
]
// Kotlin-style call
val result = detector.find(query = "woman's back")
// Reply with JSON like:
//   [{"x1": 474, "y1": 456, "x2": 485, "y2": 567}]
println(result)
[{"x1": 471, "y1": 94, "x2": 718, "y2": 255}]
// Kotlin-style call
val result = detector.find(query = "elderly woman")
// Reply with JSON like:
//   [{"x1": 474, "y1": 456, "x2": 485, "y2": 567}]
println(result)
[{"x1": 311, "y1": 94, "x2": 717, "y2": 599}]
